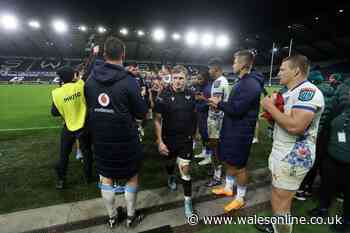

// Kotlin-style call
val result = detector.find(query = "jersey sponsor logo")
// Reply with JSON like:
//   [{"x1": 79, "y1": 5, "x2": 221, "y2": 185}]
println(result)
[
  {"x1": 98, "y1": 93, "x2": 110, "y2": 107},
  {"x1": 63, "y1": 91, "x2": 81, "y2": 103},
  {"x1": 298, "y1": 88, "x2": 315, "y2": 101},
  {"x1": 213, "y1": 80, "x2": 221, "y2": 88}
]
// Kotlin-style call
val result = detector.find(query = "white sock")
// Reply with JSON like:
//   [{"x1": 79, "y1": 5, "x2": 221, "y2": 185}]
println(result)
[
  {"x1": 224, "y1": 176, "x2": 235, "y2": 192},
  {"x1": 236, "y1": 185, "x2": 247, "y2": 200},
  {"x1": 125, "y1": 185, "x2": 138, "y2": 217},
  {"x1": 214, "y1": 165, "x2": 222, "y2": 180},
  {"x1": 272, "y1": 213, "x2": 293, "y2": 233},
  {"x1": 101, "y1": 187, "x2": 116, "y2": 218},
  {"x1": 184, "y1": 196, "x2": 191, "y2": 202}
]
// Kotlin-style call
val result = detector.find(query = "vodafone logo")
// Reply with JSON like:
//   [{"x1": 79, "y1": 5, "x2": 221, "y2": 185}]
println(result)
[{"x1": 98, "y1": 93, "x2": 110, "y2": 107}]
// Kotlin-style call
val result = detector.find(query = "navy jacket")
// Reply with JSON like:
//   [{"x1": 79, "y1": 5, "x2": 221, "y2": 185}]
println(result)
[
  {"x1": 218, "y1": 72, "x2": 264, "y2": 159},
  {"x1": 195, "y1": 82, "x2": 212, "y2": 140},
  {"x1": 84, "y1": 62, "x2": 148, "y2": 179}
]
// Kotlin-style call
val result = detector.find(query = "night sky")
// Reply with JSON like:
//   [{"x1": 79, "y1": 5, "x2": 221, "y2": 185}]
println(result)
[
  {"x1": 1, "y1": 0, "x2": 348, "y2": 37},
  {"x1": 0, "y1": 0, "x2": 349, "y2": 62}
]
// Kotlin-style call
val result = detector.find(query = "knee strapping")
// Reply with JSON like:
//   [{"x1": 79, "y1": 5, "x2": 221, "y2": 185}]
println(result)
[
  {"x1": 125, "y1": 185, "x2": 138, "y2": 193},
  {"x1": 177, "y1": 157, "x2": 191, "y2": 181},
  {"x1": 98, "y1": 183, "x2": 117, "y2": 192}
]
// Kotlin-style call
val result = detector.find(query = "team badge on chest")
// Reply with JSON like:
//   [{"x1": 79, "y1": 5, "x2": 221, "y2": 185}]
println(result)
[{"x1": 98, "y1": 93, "x2": 110, "y2": 107}]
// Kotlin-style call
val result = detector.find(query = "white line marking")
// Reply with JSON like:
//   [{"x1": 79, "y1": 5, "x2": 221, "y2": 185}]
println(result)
[{"x1": 0, "y1": 126, "x2": 60, "y2": 132}]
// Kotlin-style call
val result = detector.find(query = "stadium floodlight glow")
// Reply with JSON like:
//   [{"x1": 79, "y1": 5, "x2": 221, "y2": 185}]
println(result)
[
  {"x1": 201, "y1": 33, "x2": 214, "y2": 47},
  {"x1": 339, "y1": 9, "x2": 344, "y2": 13},
  {"x1": 185, "y1": 31, "x2": 198, "y2": 46},
  {"x1": 120, "y1": 28, "x2": 128, "y2": 35},
  {"x1": 28, "y1": 20, "x2": 40, "y2": 29},
  {"x1": 52, "y1": 20, "x2": 68, "y2": 33},
  {"x1": 97, "y1": 26, "x2": 106, "y2": 34},
  {"x1": 172, "y1": 33, "x2": 181, "y2": 41},
  {"x1": 152, "y1": 28, "x2": 166, "y2": 42},
  {"x1": 78, "y1": 25, "x2": 87, "y2": 32},
  {"x1": 1, "y1": 14, "x2": 19, "y2": 30},
  {"x1": 215, "y1": 35, "x2": 230, "y2": 48},
  {"x1": 137, "y1": 30, "x2": 145, "y2": 37}
]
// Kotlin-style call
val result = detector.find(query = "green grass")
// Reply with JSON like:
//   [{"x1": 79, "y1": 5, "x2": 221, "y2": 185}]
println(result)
[
  {"x1": 0, "y1": 84, "x2": 273, "y2": 214},
  {"x1": 0, "y1": 84, "x2": 61, "y2": 129}
]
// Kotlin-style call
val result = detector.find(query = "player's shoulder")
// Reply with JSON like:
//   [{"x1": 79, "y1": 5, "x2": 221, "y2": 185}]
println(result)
[
  {"x1": 218, "y1": 76, "x2": 229, "y2": 84},
  {"x1": 213, "y1": 76, "x2": 228, "y2": 88},
  {"x1": 295, "y1": 81, "x2": 324, "y2": 102}
]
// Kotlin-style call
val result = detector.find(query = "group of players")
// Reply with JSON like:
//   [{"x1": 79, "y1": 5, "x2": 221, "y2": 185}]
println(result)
[{"x1": 51, "y1": 35, "x2": 350, "y2": 233}]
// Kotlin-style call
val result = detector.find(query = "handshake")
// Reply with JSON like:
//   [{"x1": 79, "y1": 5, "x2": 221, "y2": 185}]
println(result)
[
  {"x1": 207, "y1": 96, "x2": 222, "y2": 109},
  {"x1": 194, "y1": 92, "x2": 222, "y2": 109}
]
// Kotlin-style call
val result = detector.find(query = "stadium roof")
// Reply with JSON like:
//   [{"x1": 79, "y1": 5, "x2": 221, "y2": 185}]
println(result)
[{"x1": 0, "y1": 0, "x2": 349, "y2": 65}]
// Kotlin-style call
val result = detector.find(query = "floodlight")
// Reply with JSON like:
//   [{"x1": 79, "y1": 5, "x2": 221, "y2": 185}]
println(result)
[
  {"x1": 172, "y1": 33, "x2": 181, "y2": 40},
  {"x1": 201, "y1": 33, "x2": 214, "y2": 47},
  {"x1": 1, "y1": 14, "x2": 19, "y2": 30},
  {"x1": 152, "y1": 28, "x2": 166, "y2": 42},
  {"x1": 137, "y1": 30, "x2": 145, "y2": 36},
  {"x1": 185, "y1": 31, "x2": 198, "y2": 46},
  {"x1": 97, "y1": 26, "x2": 106, "y2": 34},
  {"x1": 28, "y1": 20, "x2": 40, "y2": 29},
  {"x1": 120, "y1": 28, "x2": 128, "y2": 35},
  {"x1": 78, "y1": 25, "x2": 87, "y2": 32},
  {"x1": 52, "y1": 20, "x2": 68, "y2": 33},
  {"x1": 215, "y1": 35, "x2": 230, "y2": 48}
]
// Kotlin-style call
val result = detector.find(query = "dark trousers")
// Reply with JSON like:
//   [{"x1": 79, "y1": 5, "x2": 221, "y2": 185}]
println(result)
[
  {"x1": 55, "y1": 125, "x2": 93, "y2": 181},
  {"x1": 319, "y1": 155, "x2": 350, "y2": 222},
  {"x1": 299, "y1": 129, "x2": 328, "y2": 191}
]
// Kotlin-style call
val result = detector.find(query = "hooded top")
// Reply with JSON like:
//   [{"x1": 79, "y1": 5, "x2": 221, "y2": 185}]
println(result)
[
  {"x1": 308, "y1": 70, "x2": 334, "y2": 131},
  {"x1": 328, "y1": 79, "x2": 350, "y2": 163},
  {"x1": 84, "y1": 62, "x2": 148, "y2": 179},
  {"x1": 218, "y1": 71, "x2": 265, "y2": 158}
]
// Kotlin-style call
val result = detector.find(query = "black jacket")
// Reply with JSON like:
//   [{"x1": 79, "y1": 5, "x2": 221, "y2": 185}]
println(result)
[
  {"x1": 84, "y1": 62, "x2": 148, "y2": 179},
  {"x1": 154, "y1": 87, "x2": 197, "y2": 140}
]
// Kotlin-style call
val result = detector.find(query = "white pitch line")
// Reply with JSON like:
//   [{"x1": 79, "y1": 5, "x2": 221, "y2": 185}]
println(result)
[{"x1": 0, "y1": 126, "x2": 60, "y2": 132}]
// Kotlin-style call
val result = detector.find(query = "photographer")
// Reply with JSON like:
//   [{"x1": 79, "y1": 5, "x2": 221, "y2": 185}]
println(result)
[
  {"x1": 84, "y1": 36, "x2": 148, "y2": 228},
  {"x1": 51, "y1": 66, "x2": 93, "y2": 190}
]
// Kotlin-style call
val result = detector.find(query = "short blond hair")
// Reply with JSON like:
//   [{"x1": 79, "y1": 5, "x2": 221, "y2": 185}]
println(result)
[{"x1": 172, "y1": 65, "x2": 189, "y2": 78}]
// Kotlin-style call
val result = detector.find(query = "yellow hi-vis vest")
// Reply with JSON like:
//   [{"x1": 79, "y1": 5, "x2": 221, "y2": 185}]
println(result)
[{"x1": 52, "y1": 79, "x2": 87, "y2": 131}]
